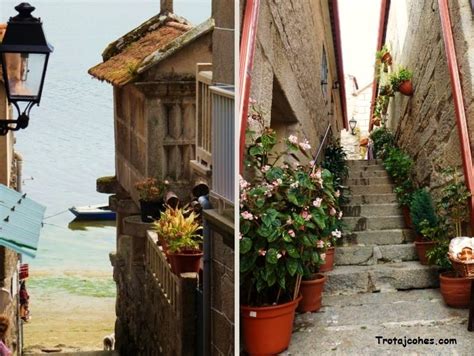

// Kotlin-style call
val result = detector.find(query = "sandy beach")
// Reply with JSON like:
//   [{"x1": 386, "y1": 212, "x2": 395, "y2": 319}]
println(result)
[{"x1": 22, "y1": 271, "x2": 115, "y2": 354}]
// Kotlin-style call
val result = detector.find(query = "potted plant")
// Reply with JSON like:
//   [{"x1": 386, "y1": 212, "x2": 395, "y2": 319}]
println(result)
[
  {"x1": 393, "y1": 179, "x2": 415, "y2": 228},
  {"x1": 382, "y1": 147, "x2": 414, "y2": 185},
  {"x1": 427, "y1": 168, "x2": 471, "y2": 307},
  {"x1": 369, "y1": 126, "x2": 395, "y2": 159},
  {"x1": 240, "y1": 115, "x2": 341, "y2": 354},
  {"x1": 390, "y1": 67, "x2": 414, "y2": 96},
  {"x1": 376, "y1": 45, "x2": 392, "y2": 72},
  {"x1": 154, "y1": 205, "x2": 203, "y2": 274},
  {"x1": 134, "y1": 178, "x2": 168, "y2": 222},
  {"x1": 410, "y1": 188, "x2": 438, "y2": 264}
]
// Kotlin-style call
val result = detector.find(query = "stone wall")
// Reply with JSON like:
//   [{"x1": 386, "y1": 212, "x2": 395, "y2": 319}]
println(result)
[
  {"x1": 212, "y1": 0, "x2": 234, "y2": 85},
  {"x1": 249, "y1": 0, "x2": 345, "y2": 148},
  {"x1": 204, "y1": 210, "x2": 234, "y2": 355},
  {"x1": 384, "y1": 0, "x2": 467, "y2": 193}
]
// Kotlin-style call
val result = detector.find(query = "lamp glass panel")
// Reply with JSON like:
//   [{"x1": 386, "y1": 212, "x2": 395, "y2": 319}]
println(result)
[{"x1": 2, "y1": 52, "x2": 46, "y2": 100}]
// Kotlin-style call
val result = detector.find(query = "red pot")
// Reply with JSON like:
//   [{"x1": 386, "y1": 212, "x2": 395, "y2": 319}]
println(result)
[
  {"x1": 168, "y1": 250, "x2": 203, "y2": 275},
  {"x1": 381, "y1": 52, "x2": 392, "y2": 65},
  {"x1": 440, "y1": 272, "x2": 472, "y2": 308},
  {"x1": 401, "y1": 206, "x2": 412, "y2": 228},
  {"x1": 241, "y1": 296, "x2": 302, "y2": 355},
  {"x1": 414, "y1": 240, "x2": 436, "y2": 265},
  {"x1": 398, "y1": 80, "x2": 414, "y2": 96},
  {"x1": 319, "y1": 247, "x2": 335, "y2": 272},
  {"x1": 298, "y1": 274, "x2": 326, "y2": 313}
]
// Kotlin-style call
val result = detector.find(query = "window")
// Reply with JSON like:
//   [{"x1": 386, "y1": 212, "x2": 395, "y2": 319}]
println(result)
[{"x1": 321, "y1": 45, "x2": 329, "y2": 98}]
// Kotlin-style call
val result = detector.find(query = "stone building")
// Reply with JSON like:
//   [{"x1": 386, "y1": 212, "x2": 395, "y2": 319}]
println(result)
[
  {"x1": 247, "y1": 0, "x2": 347, "y2": 149},
  {"x1": 380, "y1": 0, "x2": 474, "y2": 197},
  {"x1": 89, "y1": 0, "x2": 235, "y2": 354},
  {"x1": 0, "y1": 22, "x2": 22, "y2": 355}
]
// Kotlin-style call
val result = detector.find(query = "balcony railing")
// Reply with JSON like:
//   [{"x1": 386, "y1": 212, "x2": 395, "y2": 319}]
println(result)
[
  {"x1": 195, "y1": 64, "x2": 213, "y2": 173},
  {"x1": 211, "y1": 84, "x2": 235, "y2": 204}
]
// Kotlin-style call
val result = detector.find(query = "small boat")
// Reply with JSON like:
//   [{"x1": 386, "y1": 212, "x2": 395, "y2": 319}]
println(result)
[{"x1": 69, "y1": 204, "x2": 116, "y2": 220}]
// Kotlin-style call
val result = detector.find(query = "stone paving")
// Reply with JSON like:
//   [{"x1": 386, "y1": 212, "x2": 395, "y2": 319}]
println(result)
[{"x1": 282, "y1": 159, "x2": 474, "y2": 355}]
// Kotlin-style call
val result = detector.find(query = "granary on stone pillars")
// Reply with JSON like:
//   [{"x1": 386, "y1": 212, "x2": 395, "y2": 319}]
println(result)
[{"x1": 89, "y1": 12, "x2": 213, "y2": 201}]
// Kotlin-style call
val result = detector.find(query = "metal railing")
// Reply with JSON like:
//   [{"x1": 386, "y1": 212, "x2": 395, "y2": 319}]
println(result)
[
  {"x1": 211, "y1": 84, "x2": 235, "y2": 204},
  {"x1": 313, "y1": 123, "x2": 332, "y2": 162}
]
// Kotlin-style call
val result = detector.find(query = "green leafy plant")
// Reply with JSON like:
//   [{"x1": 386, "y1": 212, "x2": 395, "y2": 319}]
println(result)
[
  {"x1": 369, "y1": 127, "x2": 395, "y2": 159},
  {"x1": 153, "y1": 205, "x2": 203, "y2": 253},
  {"x1": 393, "y1": 179, "x2": 415, "y2": 208},
  {"x1": 240, "y1": 112, "x2": 343, "y2": 307},
  {"x1": 383, "y1": 147, "x2": 414, "y2": 185},
  {"x1": 322, "y1": 138, "x2": 349, "y2": 205},
  {"x1": 389, "y1": 67, "x2": 413, "y2": 91},
  {"x1": 375, "y1": 44, "x2": 390, "y2": 61},
  {"x1": 409, "y1": 189, "x2": 438, "y2": 237}
]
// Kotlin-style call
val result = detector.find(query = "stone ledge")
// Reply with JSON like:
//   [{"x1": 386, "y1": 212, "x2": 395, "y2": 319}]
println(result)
[
  {"x1": 96, "y1": 175, "x2": 126, "y2": 195},
  {"x1": 109, "y1": 195, "x2": 140, "y2": 215}
]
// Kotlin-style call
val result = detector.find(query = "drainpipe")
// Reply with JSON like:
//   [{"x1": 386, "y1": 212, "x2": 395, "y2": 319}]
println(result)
[
  {"x1": 369, "y1": 0, "x2": 390, "y2": 133},
  {"x1": 239, "y1": 0, "x2": 260, "y2": 172},
  {"x1": 13, "y1": 151, "x2": 23, "y2": 355},
  {"x1": 438, "y1": 0, "x2": 474, "y2": 232}
]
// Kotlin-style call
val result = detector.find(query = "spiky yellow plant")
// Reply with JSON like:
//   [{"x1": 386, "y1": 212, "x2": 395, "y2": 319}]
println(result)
[{"x1": 153, "y1": 205, "x2": 203, "y2": 253}]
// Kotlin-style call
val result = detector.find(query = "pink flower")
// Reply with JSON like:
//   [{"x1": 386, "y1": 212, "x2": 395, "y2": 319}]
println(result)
[
  {"x1": 290, "y1": 182, "x2": 299, "y2": 188},
  {"x1": 301, "y1": 210, "x2": 312, "y2": 221},
  {"x1": 330, "y1": 207, "x2": 337, "y2": 216},
  {"x1": 288, "y1": 230, "x2": 296, "y2": 238},
  {"x1": 313, "y1": 198, "x2": 323, "y2": 208},
  {"x1": 320, "y1": 253, "x2": 326, "y2": 261},
  {"x1": 338, "y1": 211, "x2": 343, "y2": 220},
  {"x1": 288, "y1": 135, "x2": 298, "y2": 144},
  {"x1": 239, "y1": 175, "x2": 250, "y2": 190},
  {"x1": 261, "y1": 165, "x2": 271, "y2": 173},
  {"x1": 286, "y1": 218, "x2": 293, "y2": 225},
  {"x1": 335, "y1": 190, "x2": 341, "y2": 198},
  {"x1": 272, "y1": 178, "x2": 282, "y2": 187},
  {"x1": 239, "y1": 233, "x2": 243, "y2": 240},
  {"x1": 299, "y1": 139, "x2": 311, "y2": 150},
  {"x1": 241, "y1": 211, "x2": 254, "y2": 220},
  {"x1": 277, "y1": 253, "x2": 282, "y2": 259},
  {"x1": 317, "y1": 240, "x2": 324, "y2": 248},
  {"x1": 258, "y1": 249, "x2": 266, "y2": 256}
]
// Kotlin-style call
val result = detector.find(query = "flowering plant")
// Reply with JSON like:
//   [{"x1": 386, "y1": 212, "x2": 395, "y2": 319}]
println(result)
[
  {"x1": 240, "y1": 116, "x2": 343, "y2": 307},
  {"x1": 134, "y1": 178, "x2": 168, "y2": 202}
]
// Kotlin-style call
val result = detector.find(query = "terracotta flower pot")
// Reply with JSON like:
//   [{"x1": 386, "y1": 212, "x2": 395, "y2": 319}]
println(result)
[
  {"x1": 401, "y1": 205, "x2": 412, "y2": 228},
  {"x1": 398, "y1": 80, "x2": 414, "y2": 96},
  {"x1": 241, "y1": 296, "x2": 302, "y2": 355},
  {"x1": 168, "y1": 250, "x2": 203, "y2": 275},
  {"x1": 319, "y1": 247, "x2": 335, "y2": 272},
  {"x1": 414, "y1": 240, "x2": 436, "y2": 265},
  {"x1": 381, "y1": 52, "x2": 392, "y2": 65},
  {"x1": 298, "y1": 274, "x2": 326, "y2": 313},
  {"x1": 440, "y1": 271, "x2": 471, "y2": 308},
  {"x1": 139, "y1": 199, "x2": 164, "y2": 223}
]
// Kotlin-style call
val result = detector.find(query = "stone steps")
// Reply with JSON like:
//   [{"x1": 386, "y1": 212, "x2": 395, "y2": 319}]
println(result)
[
  {"x1": 323, "y1": 261, "x2": 439, "y2": 295},
  {"x1": 349, "y1": 184, "x2": 394, "y2": 195},
  {"x1": 342, "y1": 203, "x2": 400, "y2": 217},
  {"x1": 348, "y1": 170, "x2": 389, "y2": 179},
  {"x1": 343, "y1": 229, "x2": 416, "y2": 245},
  {"x1": 346, "y1": 159, "x2": 383, "y2": 167},
  {"x1": 347, "y1": 193, "x2": 398, "y2": 205},
  {"x1": 334, "y1": 243, "x2": 417, "y2": 265},
  {"x1": 346, "y1": 177, "x2": 392, "y2": 186},
  {"x1": 343, "y1": 215, "x2": 406, "y2": 231},
  {"x1": 25, "y1": 352, "x2": 118, "y2": 356}
]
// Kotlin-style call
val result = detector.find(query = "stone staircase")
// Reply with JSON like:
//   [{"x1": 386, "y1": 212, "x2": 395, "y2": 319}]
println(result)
[{"x1": 324, "y1": 159, "x2": 439, "y2": 295}]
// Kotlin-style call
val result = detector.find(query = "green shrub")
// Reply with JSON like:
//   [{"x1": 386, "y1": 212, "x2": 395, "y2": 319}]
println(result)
[
  {"x1": 369, "y1": 127, "x2": 395, "y2": 159},
  {"x1": 389, "y1": 67, "x2": 413, "y2": 90},
  {"x1": 382, "y1": 147, "x2": 414, "y2": 185},
  {"x1": 409, "y1": 189, "x2": 438, "y2": 236}
]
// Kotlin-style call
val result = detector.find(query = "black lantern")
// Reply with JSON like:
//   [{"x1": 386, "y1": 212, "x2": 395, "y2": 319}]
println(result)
[
  {"x1": 349, "y1": 117, "x2": 357, "y2": 135},
  {"x1": 0, "y1": 2, "x2": 53, "y2": 135}
]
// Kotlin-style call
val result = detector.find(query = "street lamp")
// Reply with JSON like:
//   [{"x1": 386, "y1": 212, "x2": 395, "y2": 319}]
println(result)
[
  {"x1": 0, "y1": 2, "x2": 53, "y2": 135},
  {"x1": 349, "y1": 117, "x2": 357, "y2": 135}
]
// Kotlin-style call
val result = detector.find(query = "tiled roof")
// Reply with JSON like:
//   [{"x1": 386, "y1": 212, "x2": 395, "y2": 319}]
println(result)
[
  {"x1": 0, "y1": 24, "x2": 6, "y2": 81},
  {"x1": 88, "y1": 13, "x2": 214, "y2": 87}
]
